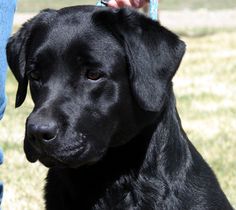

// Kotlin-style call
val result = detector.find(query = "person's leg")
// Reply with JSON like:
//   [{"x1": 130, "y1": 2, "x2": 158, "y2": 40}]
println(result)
[
  {"x1": 0, "y1": 0, "x2": 17, "y2": 208},
  {"x1": 0, "y1": 0, "x2": 17, "y2": 119}
]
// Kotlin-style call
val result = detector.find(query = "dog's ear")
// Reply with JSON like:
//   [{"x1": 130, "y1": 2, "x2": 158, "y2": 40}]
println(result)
[
  {"x1": 93, "y1": 8, "x2": 185, "y2": 112},
  {"x1": 6, "y1": 9, "x2": 56, "y2": 108}
]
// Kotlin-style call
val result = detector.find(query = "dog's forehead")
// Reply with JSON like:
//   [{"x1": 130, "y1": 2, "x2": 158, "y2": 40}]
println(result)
[
  {"x1": 29, "y1": 8, "x2": 126, "y2": 75},
  {"x1": 31, "y1": 9, "x2": 123, "y2": 67},
  {"x1": 31, "y1": 12, "x2": 125, "y2": 73}
]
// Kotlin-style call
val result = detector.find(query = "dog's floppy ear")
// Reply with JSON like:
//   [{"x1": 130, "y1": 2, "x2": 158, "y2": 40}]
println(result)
[
  {"x1": 93, "y1": 8, "x2": 185, "y2": 112},
  {"x1": 6, "y1": 9, "x2": 56, "y2": 108}
]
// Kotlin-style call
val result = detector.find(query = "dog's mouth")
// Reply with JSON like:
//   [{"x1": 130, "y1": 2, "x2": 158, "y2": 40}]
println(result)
[
  {"x1": 24, "y1": 138, "x2": 90, "y2": 167},
  {"x1": 24, "y1": 138, "x2": 106, "y2": 168}
]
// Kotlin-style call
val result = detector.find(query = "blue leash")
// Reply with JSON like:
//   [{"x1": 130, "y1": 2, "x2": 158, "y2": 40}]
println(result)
[
  {"x1": 149, "y1": 0, "x2": 158, "y2": 21},
  {"x1": 96, "y1": 0, "x2": 159, "y2": 21},
  {"x1": 96, "y1": 0, "x2": 107, "y2": 7}
]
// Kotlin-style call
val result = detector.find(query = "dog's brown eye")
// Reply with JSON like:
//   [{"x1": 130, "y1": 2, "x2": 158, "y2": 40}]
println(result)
[
  {"x1": 29, "y1": 71, "x2": 40, "y2": 81},
  {"x1": 86, "y1": 71, "x2": 102, "y2": 80}
]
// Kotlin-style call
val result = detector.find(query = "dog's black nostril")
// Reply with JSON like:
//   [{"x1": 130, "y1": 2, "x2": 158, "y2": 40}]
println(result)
[
  {"x1": 28, "y1": 122, "x2": 58, "y2": 142},
  {"x1": 42, "y1": 127, "x2": 57, "y2": 141}
]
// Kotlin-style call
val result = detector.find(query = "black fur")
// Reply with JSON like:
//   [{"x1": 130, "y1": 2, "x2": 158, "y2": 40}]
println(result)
[{"x1": 7, "y1": 6, "x2": 233, "y2": 210}]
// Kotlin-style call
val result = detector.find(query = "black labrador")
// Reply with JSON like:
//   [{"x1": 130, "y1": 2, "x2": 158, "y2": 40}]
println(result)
[{"x1": 7, "y1": 6, "x2": 233, "y2": 210}]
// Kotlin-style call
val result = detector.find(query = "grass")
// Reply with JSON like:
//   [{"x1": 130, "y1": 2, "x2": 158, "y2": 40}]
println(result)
[
  {"x1": 16, "y1": 0, "x2": 236, "y2": 12},
  {"x1": 0, "y1": 25, "x2": 236, "y2": 209}
]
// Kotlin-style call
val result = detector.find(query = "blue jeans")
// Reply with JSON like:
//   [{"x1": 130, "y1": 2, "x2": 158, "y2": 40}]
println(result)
[
  {"x1": 0, "y1": 0, "x2": 17, "y2": 120},
  {"x1": 0, "y1": 0, "x2": 17, "y2": 208}
]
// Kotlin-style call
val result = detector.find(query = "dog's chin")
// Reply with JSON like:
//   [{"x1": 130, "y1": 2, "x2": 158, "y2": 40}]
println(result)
[
  {"x1": 38, "y1": 155, "x2": 104, "y2": 169},
  {"x1": 25, "y1": 147, "x2": 106, "y2": 169}
]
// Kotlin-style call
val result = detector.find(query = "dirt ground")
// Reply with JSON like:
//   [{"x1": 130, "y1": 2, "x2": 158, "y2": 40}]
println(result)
[{"x1": 13, "y1": 9, "x2": 236, "y2": 29}]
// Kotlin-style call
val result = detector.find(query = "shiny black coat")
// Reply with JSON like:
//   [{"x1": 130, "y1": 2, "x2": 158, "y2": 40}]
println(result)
[{"x1": 7, "y1": 6, "x2": 233, "y2": 210}]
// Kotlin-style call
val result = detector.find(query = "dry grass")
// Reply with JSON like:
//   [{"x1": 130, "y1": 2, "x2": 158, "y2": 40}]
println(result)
[{"x1": 0, "y1": 29, "x2": 236, "y2": 209}]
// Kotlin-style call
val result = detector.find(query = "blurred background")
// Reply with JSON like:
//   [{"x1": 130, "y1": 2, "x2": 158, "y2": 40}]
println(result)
[{"x1": 1, "y1": 0, "x2": 236, "y2": 209}]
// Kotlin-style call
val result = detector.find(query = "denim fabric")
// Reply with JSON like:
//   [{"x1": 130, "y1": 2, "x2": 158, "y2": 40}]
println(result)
[
  {"x1": 0, "y1": 1, "x2": 17, "y2": 209},
  {"x1": 0, "y1": 0, "x2": 17, "y2": 120}
]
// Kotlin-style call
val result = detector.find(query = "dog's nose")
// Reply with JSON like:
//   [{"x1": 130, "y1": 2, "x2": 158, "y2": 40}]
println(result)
[{"x1": 28, "y1": 121, "x2": 58, "y2": 142}]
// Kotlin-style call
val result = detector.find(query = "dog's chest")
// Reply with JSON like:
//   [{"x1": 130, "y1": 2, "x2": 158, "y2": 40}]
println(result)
[{"x1": 91, "y1": 175, "x2": 168, "y2": 210}]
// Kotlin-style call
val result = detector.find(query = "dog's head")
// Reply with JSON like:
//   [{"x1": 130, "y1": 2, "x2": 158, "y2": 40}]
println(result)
[{"x1": 7, "y1": 6, "x2": 185, "y2": 168}]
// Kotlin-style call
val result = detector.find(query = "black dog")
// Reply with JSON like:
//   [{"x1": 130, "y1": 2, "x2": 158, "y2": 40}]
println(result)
[{"x1": 7, "y1": 6, "x2": 233, "y2": 210}]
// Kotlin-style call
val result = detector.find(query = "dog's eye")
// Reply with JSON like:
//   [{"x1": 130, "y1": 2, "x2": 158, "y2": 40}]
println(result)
[
  {"x1": 29, "y1": 71, "x2": 40, "y2": 81},
  {"x1": 86, "y1": 71, "x2": 103, "y2": 81}
]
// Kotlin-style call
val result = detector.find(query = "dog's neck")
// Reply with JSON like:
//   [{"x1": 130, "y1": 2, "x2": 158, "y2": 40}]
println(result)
[{"x1": 139, "y1": 90, "x2": 192, "y2": 180}]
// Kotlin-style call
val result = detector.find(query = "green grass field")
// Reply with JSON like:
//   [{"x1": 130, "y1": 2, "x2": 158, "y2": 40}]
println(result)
[
  {"x1": 16, "y1": 0, "x2": 236, "y2": 12},
  {"x1": 1, "y1": 5, "x2": 236, "y2": 208}
]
